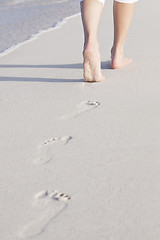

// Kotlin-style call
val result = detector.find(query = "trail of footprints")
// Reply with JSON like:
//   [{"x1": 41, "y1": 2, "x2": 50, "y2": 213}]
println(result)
[
  {"x1": 19, "y1": 101, "x2": 99, "y2": 238},
  {"x1": 34, "y1": 136, "x2": 72, "y2": 165},
  {"x1": 60, "y1": 100, "x2": 100, "y2": 120},
  {"x1": 34, "y1": 101, "x2": 100, "y2": 165},
  {"x1": 19, "y1": 190, "x2": 71, "y2": 239}
]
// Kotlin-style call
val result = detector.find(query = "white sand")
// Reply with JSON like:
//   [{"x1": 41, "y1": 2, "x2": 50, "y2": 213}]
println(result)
[{"x1": 0, "y1": 0, "x2": 160, "y2": 239}]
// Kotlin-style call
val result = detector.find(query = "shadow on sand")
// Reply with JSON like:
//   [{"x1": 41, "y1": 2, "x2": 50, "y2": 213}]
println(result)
[
  {"x1": 0, "y1": 61, "x2": 111, "y2": 82},
  {"x1": 0, "y1": 76, "x2": 83, "y2": 83},
  {"x1": 0, "y1": 60, "x2": 111, "y2": 70}
]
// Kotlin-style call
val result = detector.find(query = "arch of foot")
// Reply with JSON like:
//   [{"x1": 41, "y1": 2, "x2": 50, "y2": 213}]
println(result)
[{"x1": 80, "y1": 0, "x2": 139, "y2": 5}]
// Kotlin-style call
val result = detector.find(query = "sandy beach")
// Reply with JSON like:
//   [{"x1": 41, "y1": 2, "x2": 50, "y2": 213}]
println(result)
[{"x1": 0, "y1": 0, "x2": 160, "y2": 239}]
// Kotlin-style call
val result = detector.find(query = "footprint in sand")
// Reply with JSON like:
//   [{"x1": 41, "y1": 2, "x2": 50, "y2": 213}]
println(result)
[
  {"x1": 60, "y1": 100, "x2": 100, "y2": 120},
  {"x1": 34, "y1": 136, "x2": 72, "y2": 165},
  {"x1": 18, "y1": 189, "x2": 71, "y2": 239}
]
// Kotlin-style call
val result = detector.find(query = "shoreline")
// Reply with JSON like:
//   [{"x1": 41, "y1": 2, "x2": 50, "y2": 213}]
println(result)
[{"x1": 0, "y1": 12, "x2": 80, "y2": 58}]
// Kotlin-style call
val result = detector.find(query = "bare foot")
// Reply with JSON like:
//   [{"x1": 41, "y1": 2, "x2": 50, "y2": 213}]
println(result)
[
  {"x1": 111, "y1": 47, "x2": 132, "y2": 69},
  {"x1": 83, "y1": 45, "x2": 105, "y2": 82}
]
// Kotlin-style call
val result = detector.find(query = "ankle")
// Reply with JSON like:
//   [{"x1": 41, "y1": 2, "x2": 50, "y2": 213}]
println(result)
[
  {"x1": 111, "y1": 45, "x2": 124, "y2": 57},
  {"x1": 84, "y1": 40, "x2": 99, "y2": 52}
]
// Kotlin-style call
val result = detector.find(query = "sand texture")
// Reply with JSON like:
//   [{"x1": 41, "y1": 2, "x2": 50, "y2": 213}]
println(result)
[{"x1": 0, "y1": 0, "x2": 160, "y2": 239}]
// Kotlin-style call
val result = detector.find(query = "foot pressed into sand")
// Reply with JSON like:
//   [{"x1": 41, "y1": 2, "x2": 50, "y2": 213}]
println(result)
[
  {"x1": 83, "y1": 44, "x2": 105, "y2": 82},
  {"x1": 111, "y1": 47, "x2": 132, "y2": 69}
]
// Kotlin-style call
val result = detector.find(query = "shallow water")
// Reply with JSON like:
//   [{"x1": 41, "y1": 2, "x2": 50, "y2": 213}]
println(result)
[{"x1": 0, "y1": 0, "x2": 80, "y2": 54}]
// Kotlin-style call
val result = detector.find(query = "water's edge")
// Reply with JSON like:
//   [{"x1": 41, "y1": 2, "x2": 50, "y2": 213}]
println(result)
[{"x1": 0, "y1": 12, "x2": 80, "y2": 58}]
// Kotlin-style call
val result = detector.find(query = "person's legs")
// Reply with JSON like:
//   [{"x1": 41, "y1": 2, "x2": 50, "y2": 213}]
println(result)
[
  {"x1": 80, "y1": 0, "x2": 138, "y2": 80},
  {"x1": 80, "y1": 0, "x2": 105, "y2": 82},
  {"x1": 111, "y1": 1, "x2": 136, "y2": 69}
]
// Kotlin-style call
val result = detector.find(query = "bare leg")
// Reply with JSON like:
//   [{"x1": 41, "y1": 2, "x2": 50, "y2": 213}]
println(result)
[
  {"x1": 111, "y1": 1, "x2": 135, "y2": 69},
  {"x1": 80, "y1": 0, "x2": 105, "y2": 82}
]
